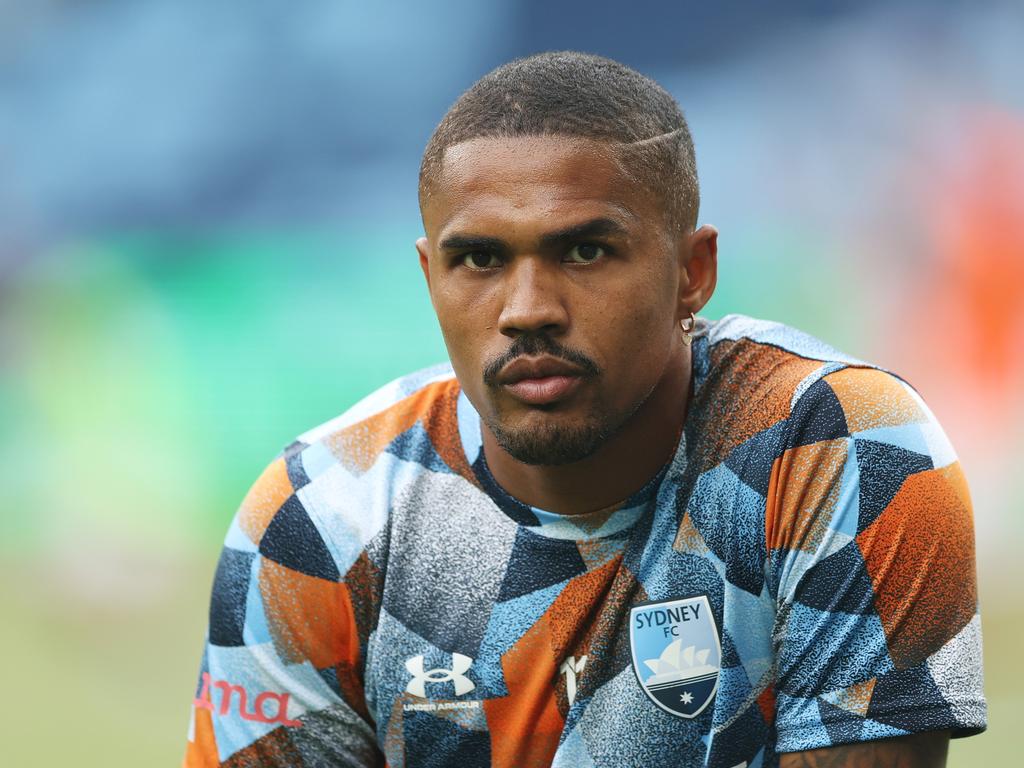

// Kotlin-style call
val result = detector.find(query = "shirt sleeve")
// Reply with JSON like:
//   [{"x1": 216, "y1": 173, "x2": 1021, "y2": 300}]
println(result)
[
  {"x1": 182, "y1": 442, "x2": 384, "y2": 767},
  {"x1": 765, "y1": 366, "x2": 987, "y2": 753}
]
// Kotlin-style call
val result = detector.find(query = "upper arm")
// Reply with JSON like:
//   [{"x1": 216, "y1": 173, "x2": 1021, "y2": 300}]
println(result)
[
  {"x1": 183, "y1": 445, "x2": 383, "y2": 767},
  {"x1": 779, "y1": 730, "x2": 949, "y2": 767},
  {"x1": 767, "y1": 368, "x2": 985, "y2": 753}
]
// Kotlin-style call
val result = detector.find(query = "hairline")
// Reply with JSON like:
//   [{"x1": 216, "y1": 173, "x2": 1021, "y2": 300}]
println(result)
[{"x1": 421, "y1": 131, "x2": 693, "y2": 236}]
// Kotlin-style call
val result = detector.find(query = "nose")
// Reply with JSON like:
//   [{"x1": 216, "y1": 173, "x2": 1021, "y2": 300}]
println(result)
[{"x1": 497, "y1": 257, "x2": 570, "y2": 339}]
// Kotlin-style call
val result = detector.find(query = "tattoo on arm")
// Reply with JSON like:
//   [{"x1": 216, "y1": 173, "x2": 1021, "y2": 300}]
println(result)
[{"x1": 779, "y1": 731, "x2": 950, "y2": 768}]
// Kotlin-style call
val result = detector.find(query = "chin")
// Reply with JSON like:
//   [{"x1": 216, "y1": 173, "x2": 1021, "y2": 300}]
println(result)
[{"x1": 487, "y1": 415, "x2": 613, "y2": 466}]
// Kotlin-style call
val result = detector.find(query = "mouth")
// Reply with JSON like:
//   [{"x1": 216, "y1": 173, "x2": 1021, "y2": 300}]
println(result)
[
  {"x1": 503, "y1": 374, "x2": 583, "y2": 405},
  {"x1": 493, "y1": 352, "x2": 593, "y2": 406}
]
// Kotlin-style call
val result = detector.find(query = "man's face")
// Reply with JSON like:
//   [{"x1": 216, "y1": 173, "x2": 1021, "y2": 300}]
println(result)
[{"x1": 417, "y1": 135, "x2": 685, "y2": 466}]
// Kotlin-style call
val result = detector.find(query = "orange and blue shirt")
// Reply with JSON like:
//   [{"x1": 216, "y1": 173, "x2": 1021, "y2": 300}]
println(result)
[{"x1": 183, "y1": 312, "x2": 986, "y2": 767}]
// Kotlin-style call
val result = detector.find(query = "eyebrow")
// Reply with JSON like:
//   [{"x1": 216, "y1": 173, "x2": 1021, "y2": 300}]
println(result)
[{"x1": 438, "y1": 216, "x2": 631, "y2": 253}]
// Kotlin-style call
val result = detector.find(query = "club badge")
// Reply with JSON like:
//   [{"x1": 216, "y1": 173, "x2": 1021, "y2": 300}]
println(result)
[{"x1": 629, "y1": 594, "x2": 721, "y2": 718}]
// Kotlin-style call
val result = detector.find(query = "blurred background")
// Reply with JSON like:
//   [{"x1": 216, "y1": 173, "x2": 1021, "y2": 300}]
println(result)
[{"x1": 1, "y1": 1, "x2": 1021, "y2": 765}]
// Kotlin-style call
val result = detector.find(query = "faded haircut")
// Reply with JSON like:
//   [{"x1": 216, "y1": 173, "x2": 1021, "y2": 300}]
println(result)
[{"x1": 418, "y1": 51, "x2": 700, "y2": 234}]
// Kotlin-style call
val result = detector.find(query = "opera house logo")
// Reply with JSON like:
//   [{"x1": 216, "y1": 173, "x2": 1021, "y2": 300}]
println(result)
[{"x1": 629, "y1": 594, "x2": 721, "y2": 718}]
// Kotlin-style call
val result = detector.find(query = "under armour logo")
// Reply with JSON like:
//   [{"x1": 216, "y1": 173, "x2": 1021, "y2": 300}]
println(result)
[
  {"x1": 405, "y1": 653, "x2": 476, "y2": 698},
  {"x1": 559, "y1": 655, "x2": 587, "y2": 705}
]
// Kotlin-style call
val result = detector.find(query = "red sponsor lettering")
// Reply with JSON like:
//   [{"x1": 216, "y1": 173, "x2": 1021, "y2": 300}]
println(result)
[
  {"x1": 252, "y1": 691, "x2": 301, "y2": 726},
  {"x1": 193, "y1": 672, "x2": 302, "y2": 727},
  {"x1": 213, "y1": 679, "x2": 248, "y2": 716}
]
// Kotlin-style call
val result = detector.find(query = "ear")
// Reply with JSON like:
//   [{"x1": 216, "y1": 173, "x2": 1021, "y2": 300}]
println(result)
[
  {"x1": 416, "y1": 236, "x2": 432, "y2": 292},
  {"x1": 676, "y1": 224, "x2": 718, "y2": 320}
]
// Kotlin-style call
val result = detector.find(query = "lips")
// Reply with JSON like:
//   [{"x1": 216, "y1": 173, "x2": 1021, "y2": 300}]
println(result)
[{"x1": 497, "y1": 356, "x2": 587, "y2": 405}]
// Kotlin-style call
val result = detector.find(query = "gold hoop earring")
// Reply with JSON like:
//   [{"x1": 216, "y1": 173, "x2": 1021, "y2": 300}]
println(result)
[{"x1": 679, "y1": 311, "x2": 697, "y2": 346}]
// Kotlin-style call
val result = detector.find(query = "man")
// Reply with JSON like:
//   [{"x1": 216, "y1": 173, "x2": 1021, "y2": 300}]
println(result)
[{"x1": 183, "y1": 51, "x2": 986, "y2": 767}]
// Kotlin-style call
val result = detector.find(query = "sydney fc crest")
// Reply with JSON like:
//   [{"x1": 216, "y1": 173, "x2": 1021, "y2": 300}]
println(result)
[{"x1": 629, "y1": 595, "x2": 721, "y2": 718}]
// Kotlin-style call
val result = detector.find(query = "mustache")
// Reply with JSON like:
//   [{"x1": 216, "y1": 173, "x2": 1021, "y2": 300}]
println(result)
[{"x1": 482, "y1": 334, "x2": 601, "y2": 386}]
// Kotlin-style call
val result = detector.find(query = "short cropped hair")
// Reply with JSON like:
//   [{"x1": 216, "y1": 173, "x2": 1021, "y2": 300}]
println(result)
[{"x1": 419, "y1": 51, "x2": 700, "y2": 234}]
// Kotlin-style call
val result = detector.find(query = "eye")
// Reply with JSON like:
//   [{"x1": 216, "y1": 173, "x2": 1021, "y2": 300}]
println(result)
[
  {"x1": 461, "y1": 251, "x2": 501, "y2": 270},
  {"x1": 565, "y1": 243, "x2": 606, "y2": 264}
]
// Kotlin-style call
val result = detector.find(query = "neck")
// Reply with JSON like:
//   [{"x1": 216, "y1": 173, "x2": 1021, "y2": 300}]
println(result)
[{"x1": 480, "y1": 343, "x2": 693, "y2": 516}]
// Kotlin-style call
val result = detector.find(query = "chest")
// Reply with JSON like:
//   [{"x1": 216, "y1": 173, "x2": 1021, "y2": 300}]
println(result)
[{"x1": 362, "y1": 510, "x2": 777, "y2": 767}]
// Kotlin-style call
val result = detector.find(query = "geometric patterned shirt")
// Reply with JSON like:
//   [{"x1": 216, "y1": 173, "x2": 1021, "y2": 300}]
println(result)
[{"x1": 183, "y1": 312, "x2": 986, "y2": 767}]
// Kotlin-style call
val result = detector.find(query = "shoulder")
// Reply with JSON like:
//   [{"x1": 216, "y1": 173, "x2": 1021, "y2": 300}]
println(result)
[
  {"x1": 699, "y1": 313, "x2": 871, "y2": 414},
  {"x1": 699, "y1": 313, "x2": 943, "y2": 442},
  {"x1": 697, "y1": 313, "x2": 966, "y2": 552},
  {"x1": 229, "y1": 361, "x2": 462, "y2": 552},
  {"x1": 294, "y1": 361, "x2": 458, "y2": 448},
  {"x1": 705, "y1": 313, "x2": 871, "y2": 370},
  {"x1": 768, "y1": 360, "x2": 966, "y2": 552},
  {"x1": 689, "y1": 314, "x2": 889, "y2": 472},
  {"x1": 787, "y1": 362, "x2": 957, "y2": 474}
]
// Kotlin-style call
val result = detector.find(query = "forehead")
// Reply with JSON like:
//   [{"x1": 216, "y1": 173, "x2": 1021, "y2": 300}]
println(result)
[{"x1": 425, "y1": 135, "x2": 656, "y2": 236}]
